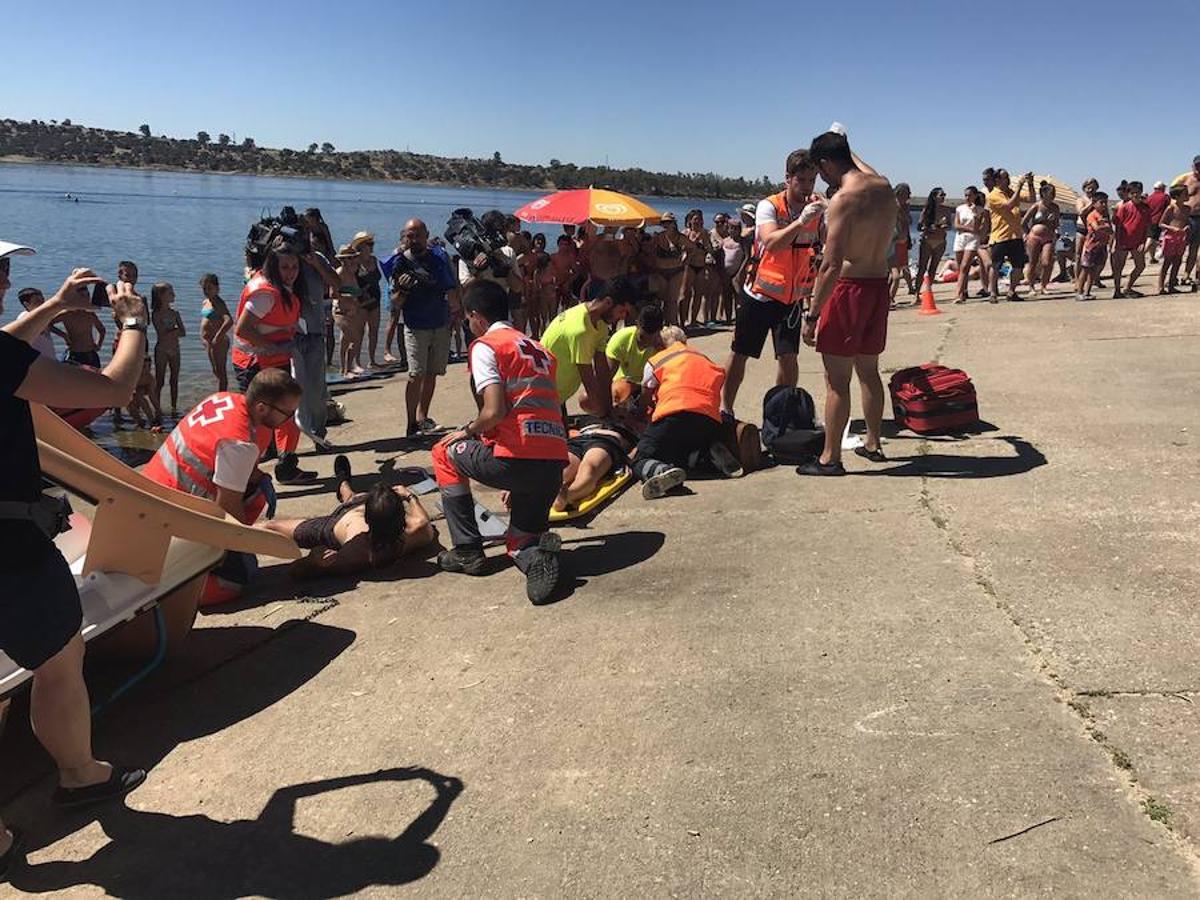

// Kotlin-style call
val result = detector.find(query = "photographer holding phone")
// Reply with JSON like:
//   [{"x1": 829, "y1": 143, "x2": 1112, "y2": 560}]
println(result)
[
  {"x1": 1, "y1": 245, "x2": 150, "y2": 876},
  {"x1": 382, "y1": 219, "x2": 457, "y2": 438}
]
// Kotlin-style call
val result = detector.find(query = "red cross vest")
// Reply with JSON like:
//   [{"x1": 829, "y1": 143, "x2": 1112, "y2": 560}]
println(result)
[
  {"x1": 747, "y1": 191, "x2": 821, "y2": 305},
  {"x1": 232, "y1": 273, "x2": 300, "y2": 370},
  {"x1": 468, "y1": 326, "x2": 567, "y2": 460},
  {"x1": 143, "y1": 392, "x2": 271, "y2": 501}
]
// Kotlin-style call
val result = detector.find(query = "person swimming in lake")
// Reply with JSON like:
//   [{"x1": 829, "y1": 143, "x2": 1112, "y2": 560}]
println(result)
[
  {"x1": 265, "y1": 455, "x2": 436, "y2": 579},
  {"x1": 151, "y1": 281, "x2": 185, "y2": 418},
  {"x1": 199, "y1": 273, "x2": 232, "y2": 392}
]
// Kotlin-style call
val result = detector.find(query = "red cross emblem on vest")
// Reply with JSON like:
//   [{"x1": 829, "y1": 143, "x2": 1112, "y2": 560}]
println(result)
[{"x1": 516, "y1": 338, "x2": 552, "y2": 374}]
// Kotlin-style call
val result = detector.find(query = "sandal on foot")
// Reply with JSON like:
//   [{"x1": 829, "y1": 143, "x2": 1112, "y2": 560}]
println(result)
[
  {"x1": 795, "y1": 459, "x2": 846, "y2": 476},
  {"x1": 853, "y1": 445, "x2": 887, "y2": 463},
  {"x1": 53, "y1": 766, "x2": 146, "y2": 809}
]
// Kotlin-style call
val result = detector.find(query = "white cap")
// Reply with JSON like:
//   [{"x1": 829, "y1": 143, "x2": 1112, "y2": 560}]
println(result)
[
  {"x1": 1154, "y1": 180, "x2": 1166, "y2": 190},
  {"x1": 828, "y1": 121, "x2": 846, "y2": 136},
  {"x1": 0, "y1": 241, "x2": 36, "y2": 259}
]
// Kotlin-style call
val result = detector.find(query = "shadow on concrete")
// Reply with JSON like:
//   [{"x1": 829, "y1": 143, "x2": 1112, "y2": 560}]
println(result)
[
  {"x1": 334, "y1": 432, "x2": 443, "y2": 456},
  {"x1": 856, "y1": 436, "x2": 1047, "y2": 479},
  {"x1": 550, "y1": 530, "x2": 667, "y2": 602},
  {"x1": 12, "y1": 766, "x2": 462, "y2": 897},
  {"x1": 1, "y1": 621, "x2": 355, "y2": 838}
]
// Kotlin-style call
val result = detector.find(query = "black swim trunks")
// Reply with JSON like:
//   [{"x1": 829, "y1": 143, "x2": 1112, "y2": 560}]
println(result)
[{"x1": 292, "y1": 494, "x2": 366, "y2": 550}]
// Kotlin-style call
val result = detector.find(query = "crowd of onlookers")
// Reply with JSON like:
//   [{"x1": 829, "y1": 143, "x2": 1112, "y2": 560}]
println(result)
[{"x1": 895, "y1": 161, "x2": 1200, "y2": 304}]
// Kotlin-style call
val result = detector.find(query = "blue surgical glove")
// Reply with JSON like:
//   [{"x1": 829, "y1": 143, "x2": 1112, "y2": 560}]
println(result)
[{"x1": 258, "y1": 474, "x2": 278, "y2": 520}]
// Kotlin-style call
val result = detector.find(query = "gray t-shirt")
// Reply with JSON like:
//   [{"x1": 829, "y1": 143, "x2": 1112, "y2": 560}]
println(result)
[{"x1": 299, "y1": 254, "x2": 331, "y2": 334}]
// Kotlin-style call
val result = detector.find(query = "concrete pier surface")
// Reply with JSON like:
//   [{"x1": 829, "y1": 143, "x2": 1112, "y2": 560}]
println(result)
[{"x1": 4, "y1": 274, "x2": 1200, "y2": 898}]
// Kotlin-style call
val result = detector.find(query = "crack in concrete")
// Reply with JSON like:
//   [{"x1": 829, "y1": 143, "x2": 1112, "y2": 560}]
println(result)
[
  {"x1": 1077, "y1": 689, "x2": 1197, "y2": 703},
  {"x1": 913, "y1": 317, "x2": 1200, "y2": 878}
]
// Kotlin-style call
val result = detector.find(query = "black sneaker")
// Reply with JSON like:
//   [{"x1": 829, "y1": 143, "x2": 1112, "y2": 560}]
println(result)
[
  {"x1": 437, "y1": 546, "x2": 487, "y2": 576},
  {"x1": 524, "y1": 532, "x2": 562, "y2": 605},
  {"x1": 418, "y1": 418, "x2": 440, "y2": 433},
  {"x1": 52, "y1": 765, "x2": 146, "y2": 809},
  {"x1": 275, "y1": 459, "x2": 318, "y2": 484},
  {"x1": 405, "y1": 422, "x2": 420, "y2": 438},
  {"x1": 333, "y1": 454, "x2": 352, "y2": 488},
  {"x1": 796, "y1": 459, "x2": 847, "y2": 476}
]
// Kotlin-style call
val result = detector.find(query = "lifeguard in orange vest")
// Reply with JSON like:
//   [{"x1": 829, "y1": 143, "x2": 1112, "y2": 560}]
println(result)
[
  {"x1": 232, "y1": 237, "x2": 312, "y2": 484},
  {"x1": 721, "y1": 149, "x2": 826, "y2": 418},
  {"x1": 633, "y1": 328, "x2": 742, "y2": 500},
  {"x1": 432, "y1": 281, "x2": 569, "y2": 605}
]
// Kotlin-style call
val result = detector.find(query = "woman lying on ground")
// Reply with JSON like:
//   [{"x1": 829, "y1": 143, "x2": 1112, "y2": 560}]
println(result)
[{"x1": 265, "y1": 455, "x2": 436, "y2": 579}]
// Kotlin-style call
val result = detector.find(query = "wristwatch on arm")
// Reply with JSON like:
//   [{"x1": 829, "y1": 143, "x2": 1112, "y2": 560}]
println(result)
[{"x1": 121, "y1": 317, "x2": 148, "y2": 334}]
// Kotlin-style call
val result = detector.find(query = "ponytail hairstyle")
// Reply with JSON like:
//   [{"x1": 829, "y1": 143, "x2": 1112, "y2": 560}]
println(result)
[{"x1": 1039, "y1": 180, "x2": 1055, "y2": 202}]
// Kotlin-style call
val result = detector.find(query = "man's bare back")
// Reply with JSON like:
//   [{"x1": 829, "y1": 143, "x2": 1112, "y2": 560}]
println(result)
[{"x1": 826, "y1": 170, "x2": 896, "y2": 278}]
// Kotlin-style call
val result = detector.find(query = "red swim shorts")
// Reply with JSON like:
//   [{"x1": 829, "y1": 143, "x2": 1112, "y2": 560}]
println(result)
[{"x1": 815, "y1": 277, "x2": 890, "y2": 357}]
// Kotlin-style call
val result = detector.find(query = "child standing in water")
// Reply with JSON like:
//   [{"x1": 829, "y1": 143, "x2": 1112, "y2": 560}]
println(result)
[
  {"x1": 199, "y1": 273, "x2": 232, "y2": 391},
  {"x1": 151, "y1": 282, "x2": 186, "y2": 417}
]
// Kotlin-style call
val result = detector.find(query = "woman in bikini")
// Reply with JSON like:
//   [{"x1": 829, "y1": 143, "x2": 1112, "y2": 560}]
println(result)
[
  {"x1": 682, "y1": 209, "x2": 718, "y2": 329},
  {"x1": 266, "y1": 455, "x2": 436, "y2": 579},
  {"x1": 952, "y1": 187, "x2": 986, "y2": 304},
  {"x1": 351, "y1": 232, "x2": 384, "y2": 369},
  {"x1": 198, "y1": 273, "x2": 232, "y2": 392},
  {"x1": 150, "y1": 281, "x2": 185, "y2": 418},
  {"x1": 914, "y1": 188, "x2": 950, "y2": 291},
  {"x1": 1022, "y1": 181, "x2": 1060, "y2": 295},
  {"x1": 334, "y1": 244, "x2": 367, "y2": 379},
  {"x1": 650, "y1": 213, "x2": 687, "y2": 326}
]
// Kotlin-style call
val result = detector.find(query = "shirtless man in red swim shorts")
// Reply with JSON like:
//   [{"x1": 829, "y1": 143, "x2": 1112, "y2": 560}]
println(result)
[{"x1": 799, "y1": 130, "x2": 897, "y2": 476}]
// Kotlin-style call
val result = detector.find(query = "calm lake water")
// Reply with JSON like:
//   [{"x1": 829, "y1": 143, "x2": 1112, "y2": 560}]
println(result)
[{"x1": 2, "y1": 162, "x2": 746, "y2": 407}]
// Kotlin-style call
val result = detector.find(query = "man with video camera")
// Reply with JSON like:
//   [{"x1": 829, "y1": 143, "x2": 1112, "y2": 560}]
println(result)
[
  {"x1": 450, "y1": 209, "x2": 525, "y2": 329},
  {"x1": 382, "y1": 219, "x2": 457, "y2": 438}
]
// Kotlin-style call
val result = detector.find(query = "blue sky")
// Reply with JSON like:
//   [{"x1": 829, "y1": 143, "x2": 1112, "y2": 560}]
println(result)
[{"x1": 4, "y1": 0, "x2": 1198, "y2": 196}]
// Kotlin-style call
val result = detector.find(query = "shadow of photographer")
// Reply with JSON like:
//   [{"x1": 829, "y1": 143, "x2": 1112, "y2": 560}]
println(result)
[{"x1": 13, "y1": 766, "x2": 463, "y2": 898}]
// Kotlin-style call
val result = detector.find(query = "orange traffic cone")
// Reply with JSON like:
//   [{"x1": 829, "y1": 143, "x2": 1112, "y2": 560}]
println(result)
[{"x1": 918, "y1": 275, "x2": 941, "y2": 316}]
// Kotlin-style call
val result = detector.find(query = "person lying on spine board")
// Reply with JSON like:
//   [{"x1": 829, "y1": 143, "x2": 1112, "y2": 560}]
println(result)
[{"x1": 265, "y1": 454, "x2": 436, "y2": 578}]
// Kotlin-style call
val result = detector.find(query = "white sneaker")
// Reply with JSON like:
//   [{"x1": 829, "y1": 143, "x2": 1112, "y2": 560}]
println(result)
[
  {"x1": 641, "y1": 467, "x2": 686, "y2": 499},
  {"x1": 707, "y1": 442, "x2": 743, "y2": 478}
]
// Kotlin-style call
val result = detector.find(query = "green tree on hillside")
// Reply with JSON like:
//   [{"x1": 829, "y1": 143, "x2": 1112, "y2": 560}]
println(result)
[
  {"x1": 218, "y1": 133, "x2": 230, "y2": 146},
  {"x1": 138, "y1": 124, "x2": 151, "y2": 138},
  {"x1": 197, "y1": 131, "x2": 210, "y2": 144}
]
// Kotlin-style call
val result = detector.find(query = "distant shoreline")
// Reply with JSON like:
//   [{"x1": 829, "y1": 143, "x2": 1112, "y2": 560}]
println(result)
[{"x1": 0, "y1": 155, "x2": 503, "y2": 195}]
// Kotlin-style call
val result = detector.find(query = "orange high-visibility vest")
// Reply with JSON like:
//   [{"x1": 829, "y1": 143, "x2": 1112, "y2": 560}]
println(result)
[
  {"x1": 232, "y1": 273, "x2": 300, "y2": 370},
  {"x1": 143, "y1": 393, "x2": 271, "y2": 502},
  {"x1": 469, "y1": 327, "x2": 568, "y2": 460},
  {"x1": 748, "y1": 191, "x2": 821, "y2": 305},
  {"x1": 648, "y1": 343, "x2": 724, "y2": 423}
]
